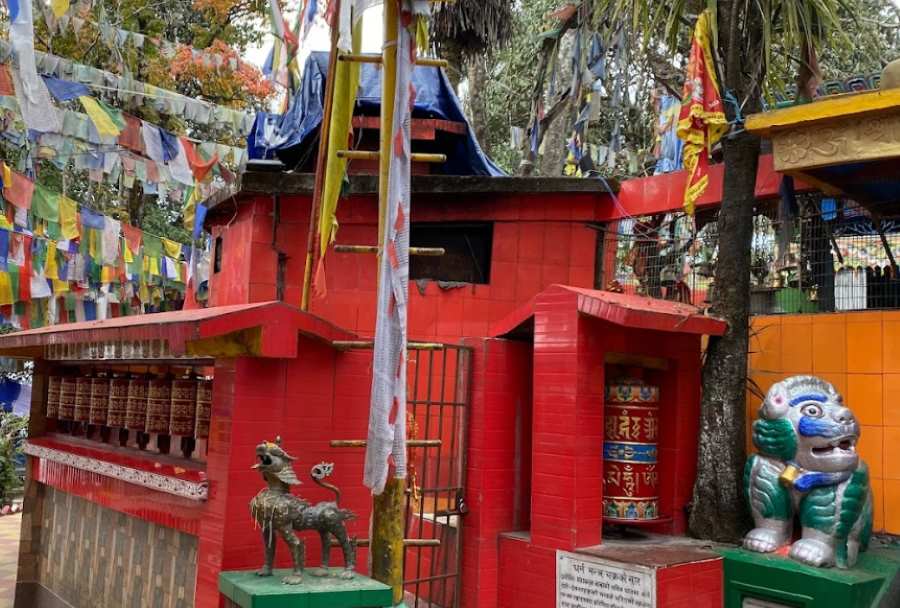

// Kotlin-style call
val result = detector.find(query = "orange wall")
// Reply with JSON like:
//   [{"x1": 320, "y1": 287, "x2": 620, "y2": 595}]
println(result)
[{"x1": 748, "y1": 311, "x2": 900, "y2": 535}]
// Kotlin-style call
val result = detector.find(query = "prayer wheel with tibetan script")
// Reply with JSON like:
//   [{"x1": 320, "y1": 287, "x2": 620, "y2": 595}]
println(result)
[
  {"x1": 169, "y1": 375, "x2": 198, "y2": 436},
  {"x1": 73, "y1": 376, "x2": 92, "y2": 422},
  {"x1": 107, "y1": 375, "x2": 130, "y2": 428},
  {"x1": 89, "y1": 375, "x2": 111, "y2": 425},
  {"x1": 125, "y1": 376, "x2": 149, "y2": 431},
  {"x1": 194, "y1": 378, "x2": 212, "y2": 439},
  {"x1": 58, "y1": 377, "x2": 76, "y2": 420},
  {"x1": 46, "y1": 376, "x2": 60, "y2": 419},
  {"x1": 602, "y1": 379, "x2": 660, "y2": 522},
  {"x1": 146, "y1": 377, "x2": 172, "y2": 434}
]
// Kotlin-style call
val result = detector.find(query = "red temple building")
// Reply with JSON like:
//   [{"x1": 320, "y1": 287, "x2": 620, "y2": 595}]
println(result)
[{"x1": 1, "y1": 57, "x2": 807, "y2": 608}]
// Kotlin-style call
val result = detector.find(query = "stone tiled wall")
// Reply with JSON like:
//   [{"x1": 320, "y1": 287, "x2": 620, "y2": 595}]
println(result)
[{"x1": 35, "y1": 486, "x2": 197, "y2": 608}]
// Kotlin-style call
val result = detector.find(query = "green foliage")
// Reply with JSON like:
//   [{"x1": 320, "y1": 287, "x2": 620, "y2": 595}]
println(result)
[
  {"x1": 474, "y1": 0, "x2": 900, "y2": 177},
  {"x1": 0, "y1": 412, "x2": 27, "y2": 506}
]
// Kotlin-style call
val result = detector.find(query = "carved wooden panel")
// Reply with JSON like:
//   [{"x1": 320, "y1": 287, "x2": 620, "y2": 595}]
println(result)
[{"x1": 772, "y1": 112, "x2": 900, "y2": 171}]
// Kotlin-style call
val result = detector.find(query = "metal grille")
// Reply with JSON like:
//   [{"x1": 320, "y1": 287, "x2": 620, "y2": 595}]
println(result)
[
  {"x1": 599, "y1": 197, "x2": 900, "y2": 315},
  {"x1": 403, "y1": 344, "x2": 471, "y2": 608}
]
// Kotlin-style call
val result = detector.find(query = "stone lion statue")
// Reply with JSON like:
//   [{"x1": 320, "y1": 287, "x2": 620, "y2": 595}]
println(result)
[
  {"x1": 744, "y1": 375, "x2": 873, "y2": 569},
  {"x1": 250, "y1": 438, "x2": 357, "y2": 584}
]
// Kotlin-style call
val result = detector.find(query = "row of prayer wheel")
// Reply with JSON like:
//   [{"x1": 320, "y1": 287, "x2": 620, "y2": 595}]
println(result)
[{"x1": 45, "y1": 374, "x2": 213, "y2": 439}]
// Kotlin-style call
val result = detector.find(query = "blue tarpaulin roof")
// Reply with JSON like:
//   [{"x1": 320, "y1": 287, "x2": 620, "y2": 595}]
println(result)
[{"x1": 248, "y1": 52, "x2": 505, "y2": 176}]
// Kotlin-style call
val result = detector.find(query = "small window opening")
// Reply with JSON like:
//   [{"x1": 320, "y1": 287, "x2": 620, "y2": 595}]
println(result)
[
  {"x1": 213, "y1": 236, "x2": 223, "y2": 274},
  {"x1": 410, "y1": 222, "x2": 493, "y2": 284}
]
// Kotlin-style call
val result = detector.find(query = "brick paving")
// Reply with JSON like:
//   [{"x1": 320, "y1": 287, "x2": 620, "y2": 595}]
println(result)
[{"x1": 0, "y1": 514, "x2": 20, "y2": 608}]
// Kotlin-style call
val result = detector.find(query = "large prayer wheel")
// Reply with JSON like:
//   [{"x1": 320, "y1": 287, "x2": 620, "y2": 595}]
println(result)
[
  {"x1": 46, "y1": 376, "x2": 60, "y2": 419},
  {"x1": 125, "y1": 376, "x2": 149, "y2": 431},
  {"x1": 169, "y1": 375, "x2": 198, "y2": 436},
  {"x1": 107, "y1": 375, "x2": 130, "y2": 428},
  {"x1": 146, "y1": 377, "x2": 172, "y2": 434},
  {"x1": 73, "y1": 376, "x2": 93, "y2": 422},
  {"x1": 603, "y1": 379, "x2": 660, "y2": 522},
  {"x1": 89, "y1": 375, "x2": 111, "y2": 425},
  {"x1": 58, "y1": 377, "x2": 76, "y2": 420},
  {"x1": 195, "y1": 378, "x2": 212, "y2": 439}
]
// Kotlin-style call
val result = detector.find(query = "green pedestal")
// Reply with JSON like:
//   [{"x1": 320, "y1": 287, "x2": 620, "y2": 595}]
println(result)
[
  {"x1": 721, "y1": 547, "x2": 900, "y2": 608},
  {"x1": 219, "y1": 569, "x2": 394, "y2": 608}
]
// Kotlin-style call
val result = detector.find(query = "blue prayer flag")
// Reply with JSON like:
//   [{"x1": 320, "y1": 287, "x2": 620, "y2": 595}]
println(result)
[
  {"x1": 80, "y1": 208, "x2": 105, "y2": 230},
  {"x1": 42, "y1": 76, "x2": 90, "y2": 102}
]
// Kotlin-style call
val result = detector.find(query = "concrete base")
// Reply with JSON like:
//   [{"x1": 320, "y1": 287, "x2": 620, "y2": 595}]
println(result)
[{"x1": 219, "y1": 569, "x2": 393, "y2": 608}]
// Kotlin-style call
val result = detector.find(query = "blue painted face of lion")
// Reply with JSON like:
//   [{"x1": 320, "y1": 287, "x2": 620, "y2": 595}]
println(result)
[{"x1": 743, "y1": 375, "x2": 873, "y2": 569}]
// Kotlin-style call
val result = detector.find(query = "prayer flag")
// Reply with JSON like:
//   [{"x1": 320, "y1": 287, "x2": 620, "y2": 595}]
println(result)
[
  {"x1": 162, "y1": 238, "x2": 182, "y2": 259},
  {"x1": 0, "y1": 230, "x2": 8, "y2": 271},
  {"x1": 676, "y1": 9, "x2": 728, "y2": 215},
  {"x1": 32, "y1": 184, "x2": 60, "y2": 223},
  {"x1": 50, "y1": 0, "x2": 69, "y2": 18},
  {"x1": 1, "y1": 166, "x2": 34, "y2": 210},
  {"x1": 42, "y1": 76, "x2": 89, "y2": 101},
  {"x1": 313, "y1": 8, "x2": 363, "y2": 297},
  {"x1": 59, "y1": 194, "x2": 79, "y2": 240},
  {"x1": 0, "y1": 64, "x2": 14, "y2": 97},
  {"x1": 80, "y1": 96, "x2": 122, "y2": 137},
  {"x1": 123, "y1": 224, "x2": 142, "y2": 254}
]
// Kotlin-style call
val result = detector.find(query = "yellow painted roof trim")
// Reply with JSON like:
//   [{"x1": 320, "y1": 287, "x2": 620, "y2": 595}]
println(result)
[{"x1": 746, "y1": 87, "x2": 900, "y2": 136}]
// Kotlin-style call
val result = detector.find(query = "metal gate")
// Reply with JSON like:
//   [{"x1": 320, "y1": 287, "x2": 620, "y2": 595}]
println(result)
[{"x1": 403, "y1": 344, "x2": 471, "y2": 608}]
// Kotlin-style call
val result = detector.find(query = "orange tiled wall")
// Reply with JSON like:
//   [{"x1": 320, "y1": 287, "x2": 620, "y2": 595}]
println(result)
[{"x1": 748, "y1": 311, "x2": 900, "y2": 534}]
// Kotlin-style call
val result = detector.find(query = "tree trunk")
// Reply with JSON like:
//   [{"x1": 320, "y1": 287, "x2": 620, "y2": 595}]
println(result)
[
  {"x1": 689, "y1": 0, "x2": 763, "y2": 542},
  {"x1": 466, "y1": 57, "x2": 490, "y2": 155}
]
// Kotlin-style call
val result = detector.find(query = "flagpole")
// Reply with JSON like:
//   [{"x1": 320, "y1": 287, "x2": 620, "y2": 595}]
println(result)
[
  {"x1": 370, "y1": 0, "x2": 405, "y2": 604},
  {"x1": 300, "y1": 0, "x2": 343, "y2": 311}
]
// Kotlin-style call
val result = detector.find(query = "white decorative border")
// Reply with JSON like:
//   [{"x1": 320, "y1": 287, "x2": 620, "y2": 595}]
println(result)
[{"x1": 24, "y1": 443, "x2": 208, "y2": 501}]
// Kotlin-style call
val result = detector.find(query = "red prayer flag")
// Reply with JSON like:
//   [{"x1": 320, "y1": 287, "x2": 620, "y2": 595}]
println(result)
[
  {"x1": 122, "y1": 224, "x2": 143, "y2": 254},
  {"x1": 0, "y1": 64, "x2": 14, "y2": 97},
  {"x1": 2, "y1": 166, "x2": 34, "y2": 210},
  {"x1": 676, "y1": 10, "x2": 728, "y2": 215},
  {"x1": 180, "y1": 137, "x2": 218, "y2": 181},
  {"x1": 118, "y1": 114, "x2": 144, "y2": 153}
]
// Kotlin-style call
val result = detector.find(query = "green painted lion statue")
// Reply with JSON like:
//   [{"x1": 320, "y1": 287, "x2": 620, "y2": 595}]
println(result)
[{"x1": 744, "y1": 375, "x2": 873, "y2": 569}]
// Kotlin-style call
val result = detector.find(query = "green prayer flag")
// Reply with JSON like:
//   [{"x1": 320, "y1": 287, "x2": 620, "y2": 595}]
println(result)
[
  {"x1": 143, "y1": 234, "x2": 163, "y2": 257},
  {"x1": 32, "y1": 184, "x2": 60, "y2": 223}
]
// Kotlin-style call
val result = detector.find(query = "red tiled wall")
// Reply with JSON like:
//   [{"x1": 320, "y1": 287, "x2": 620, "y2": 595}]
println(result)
[
  {"x1": 208, "y1": 192, "x2": 603, "y2": 342},
  {"x1": 195, "y1": 341, "x2": 375, "y2": 608},
  {"x1": 460, "y1": 338, "x2": 533, "y2": 608}
]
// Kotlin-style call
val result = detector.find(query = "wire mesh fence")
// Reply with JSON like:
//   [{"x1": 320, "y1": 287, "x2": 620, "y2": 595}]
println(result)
[{"x1": 599, "y1": 196, "x2": 900, "y2": 315}]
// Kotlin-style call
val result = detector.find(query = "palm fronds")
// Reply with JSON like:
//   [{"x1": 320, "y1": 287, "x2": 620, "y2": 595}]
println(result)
[{"x1": 431, "y1": 0, "x2": 515, "y2": 56}]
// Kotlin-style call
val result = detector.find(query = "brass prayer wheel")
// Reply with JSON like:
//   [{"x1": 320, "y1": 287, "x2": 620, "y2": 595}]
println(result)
[
  {"x1": 73, "y1": 376, "x2": 92, "y2": 422},
  {"x1": 125, "y1": 376, "x2": 149, "y2": 431},
  {"x1": 146, "y1": 377, "x2": 172, "y2": 434},
  {"x1": 89, "y1": 375, "x2": 111, "y2": 425},
  {"x1": 195, "y1": 378, "x2": 212, "y2": 439},
  {"x1": 603, "y1": 379, "x2": 661, "y2": 522},
  {"x1": 46, "y1": 376, "x2": 60, "y2": 419},
  {"x1": 169, "y1": 375, "x2": 198, "y2": 436},
  {"x1": 107, "y1": 375, "x2": 130, "y2": 428},
  {"x1": 58, "y1": 377, "x2": 76, "y2": 420}
]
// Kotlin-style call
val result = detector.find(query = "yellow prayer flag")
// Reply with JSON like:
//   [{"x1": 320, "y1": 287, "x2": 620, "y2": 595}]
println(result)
[
  {"x1": 123, "y1": 246, "x2": 133, "y2": 264},
  {"x1": 0, "y1": 271, "x2": 13, "y2": 306},
  {"x1": 52, "y1": 279, "x2": 69, "y2": 294},
  {"x1": 51, "y1": 0, "x2": 69, "y2": 18},
  {"x1": 101, "y1": 266, "x2": 115, "y2": 283},
  {"x1": 88, "y1": 229, "x2": 101, "y2": 261},
  {"x1": 59, "y1": 195, "x2": 79, "y2": 240},
  {"x1": 162, "y1": 238, "x2": 182, "y2": 259},
  {"x1": 80, "y1": 96, "x2": 122, "y2": 137},
  {"x1": 317, "y1": 22, "x2": 363, "y2": 261},
  {"x1": 149, "y1": 257, "x2": 160, "y2": 277},
  {"x1": 45, "y1": 246, "x2": 59, "y2": 281}
]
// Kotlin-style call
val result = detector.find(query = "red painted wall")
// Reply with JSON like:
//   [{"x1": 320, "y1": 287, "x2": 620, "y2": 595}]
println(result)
[
  {"x1": 195, "y1": 340, "x2": 376, "y2": 608},
  {"x1": 208, "y1": 190, "x2": 604, "y2": 342}
]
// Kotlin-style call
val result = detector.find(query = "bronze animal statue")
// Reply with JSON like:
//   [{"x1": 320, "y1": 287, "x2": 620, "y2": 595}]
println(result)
[{"x1": 250, "y1": 438, "x2": 357, "y2": 584}]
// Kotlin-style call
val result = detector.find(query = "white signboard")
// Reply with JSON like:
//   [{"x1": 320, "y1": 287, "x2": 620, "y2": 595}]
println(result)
[
  {"x1": 556, "y1": 550, "x2": 656, "y2": 608},
  {"x1": 743, "y1": 600, "x2": 795, "y2": 608}
]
